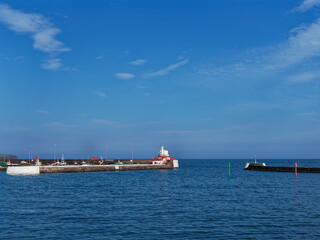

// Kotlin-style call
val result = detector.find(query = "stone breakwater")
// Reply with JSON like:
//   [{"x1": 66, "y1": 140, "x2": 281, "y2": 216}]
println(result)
[
  {"x1": 6, "y1": 160, "x2": 179, "y2": 175},
  {"x1": 244, "y1": 162, "x2": 320, "y2": 173}
]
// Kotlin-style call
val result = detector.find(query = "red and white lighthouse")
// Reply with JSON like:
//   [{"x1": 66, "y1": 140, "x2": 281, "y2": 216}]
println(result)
[{"x1": 152, "y1": 146, "x2": 176, "y2": 165}]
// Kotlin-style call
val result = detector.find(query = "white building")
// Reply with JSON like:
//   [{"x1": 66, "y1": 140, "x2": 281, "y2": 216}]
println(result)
[{"x1": 159, "y1": 146, "x2": 169, "y2": 156}]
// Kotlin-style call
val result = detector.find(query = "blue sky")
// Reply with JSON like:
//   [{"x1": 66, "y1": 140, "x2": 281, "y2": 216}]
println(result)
[{"x1": 0, "y1": 0, "x2": 320, "y2": 159}]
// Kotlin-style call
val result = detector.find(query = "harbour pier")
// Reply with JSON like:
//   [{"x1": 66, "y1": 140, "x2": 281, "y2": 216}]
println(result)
[
  {"x1": 244, "y1": 162, "x2": 320, "y2": 173},
  {"x1": 7, "y1": 161, "x2": 179, "y2": 175},
  {"x1": 5, "y1": 146, "x2": 179, "y2": 175}
]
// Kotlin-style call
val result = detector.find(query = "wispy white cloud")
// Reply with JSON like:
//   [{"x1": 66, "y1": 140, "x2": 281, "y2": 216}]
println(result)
[
  {"x1": 287, "y1": 71, "x2": 320, "y2": 82},
  {"x1": 42, "y1": 58, "x2": 63, "y2": 70},
  {"x1": 236, "y1": 102, "x2": 283, "y2": 110},
  {"x1": 93, "y1": 91, "x2": 107, "y2": 98},
  {"x1": 145, "y1": 121, "x2": 162, "y2": 125},
  {"x1": 4, "y1": 127, "x2": 31, "y2": 131},
  {"x1": 120, "y1": 50, "x2": 130, "y2": 57},
  {"x1": 297, "y1": 112, "x2": 319, "y2": 117},
  {"x1": 193, "y1": 16, "x2": 320, "y2": 86},
  {"x1": 296, "y1": 112, "x2": 319, "y2": 121},
  {"x1": 269, "y1": 19, "x2": 320, "y2": 69},
  {"x1": 46, "y1": 122, "x2": 79, "y2": 129},
  {"x1": 91, "y1": 118, "x2": 129, "y2": 128},
  {"x1": 96, "y1": 55, "x2": 104, "y2": 60},
  {"x1": 194, "y1": 62, "x2": 249, "y2": 77},
  {"x1": 292, "y1": 0, "x2": 320, "y2": 12},
  {"x1": 34, "y1": 109, "x2": 50, "y2": 114},
  {"x1": 144, "y1": 59, "x2": 189, "y2": 78},
  {"x1": 0, "y1": 4, "x2": 48, "y2": 33},
  {"x1": 152, "y1": 123, "x2": 259, "y2": 135},
  {"x1": 130, "y1": 59, "x2": 147, "y2": 66},
  {"x1": 0, "y1": 4, "x2": 70, "y2": 70},
  {"x1": 32, "y1": 28, "x2": 69, "y2": 53},
  {"x1": 3, "y1": 55, "x2": 24, "y2": 63},
  {"x1": 115, "y1": 72, "x2": 135, "y2": 80}
]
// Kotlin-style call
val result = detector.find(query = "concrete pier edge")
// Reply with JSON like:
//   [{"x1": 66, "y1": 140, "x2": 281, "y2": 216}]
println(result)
[{"x1": 6, "y1": 160, "x2": 179, "y2": 175}]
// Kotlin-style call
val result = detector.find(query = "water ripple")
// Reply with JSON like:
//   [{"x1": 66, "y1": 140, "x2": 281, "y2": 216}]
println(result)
[{"x1": 1, "y1": 159, "x2": 320, "y2": 239}]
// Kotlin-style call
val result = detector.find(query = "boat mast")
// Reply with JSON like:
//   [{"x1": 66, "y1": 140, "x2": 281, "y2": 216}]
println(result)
[
  {"x1": 28, "y1": 146, "x2": 31, "y2": 164},
  {"x1": 105, "y1": 145, "x2": 108, "y2": 161},
  {"x1": 54, "y1": 144, "x2": 56, "y2": 163},
  {"x1": 131, "y1": 147, "x2": 133, "y2": 161}
]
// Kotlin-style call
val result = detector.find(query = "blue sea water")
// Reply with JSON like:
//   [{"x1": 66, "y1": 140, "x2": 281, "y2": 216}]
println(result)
[{"x1": 1, "y1": 159, "x2": 320, "y2": 239}]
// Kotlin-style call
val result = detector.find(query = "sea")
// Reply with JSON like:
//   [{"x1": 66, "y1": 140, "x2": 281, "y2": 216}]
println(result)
[{"x1": 1, "y1": 159, "x2": 320, "y2": 239}]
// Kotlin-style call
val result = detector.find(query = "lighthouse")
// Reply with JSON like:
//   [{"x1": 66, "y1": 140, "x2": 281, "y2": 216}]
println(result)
[
  {"x1": 152, "y1": 146, "x2": 175, "y2": 165},
  {"x1": 159, "y1": 146, "x2": 169, "y2": 157}
]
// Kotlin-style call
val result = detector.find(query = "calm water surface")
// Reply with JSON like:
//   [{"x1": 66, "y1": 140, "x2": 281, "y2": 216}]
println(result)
[{"x1": 1, "y1": 159, "x2": 320, "y2": 239}]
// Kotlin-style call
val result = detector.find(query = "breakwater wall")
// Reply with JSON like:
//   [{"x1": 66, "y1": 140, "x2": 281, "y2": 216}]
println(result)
[
  {"x1": 7, "y1": 160, "x2": 179, "y2": 175},
  {"x1": 244, "y1": 162, "x2": 320, "y2": 173},
  {"x1": 9, "y1": 159, "x2": 153, "y2": 165}
]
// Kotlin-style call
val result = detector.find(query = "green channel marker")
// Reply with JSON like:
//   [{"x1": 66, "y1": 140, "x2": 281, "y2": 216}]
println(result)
[{"x1": 228, "y1": 162, "x2": 231, "y2": 178}]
